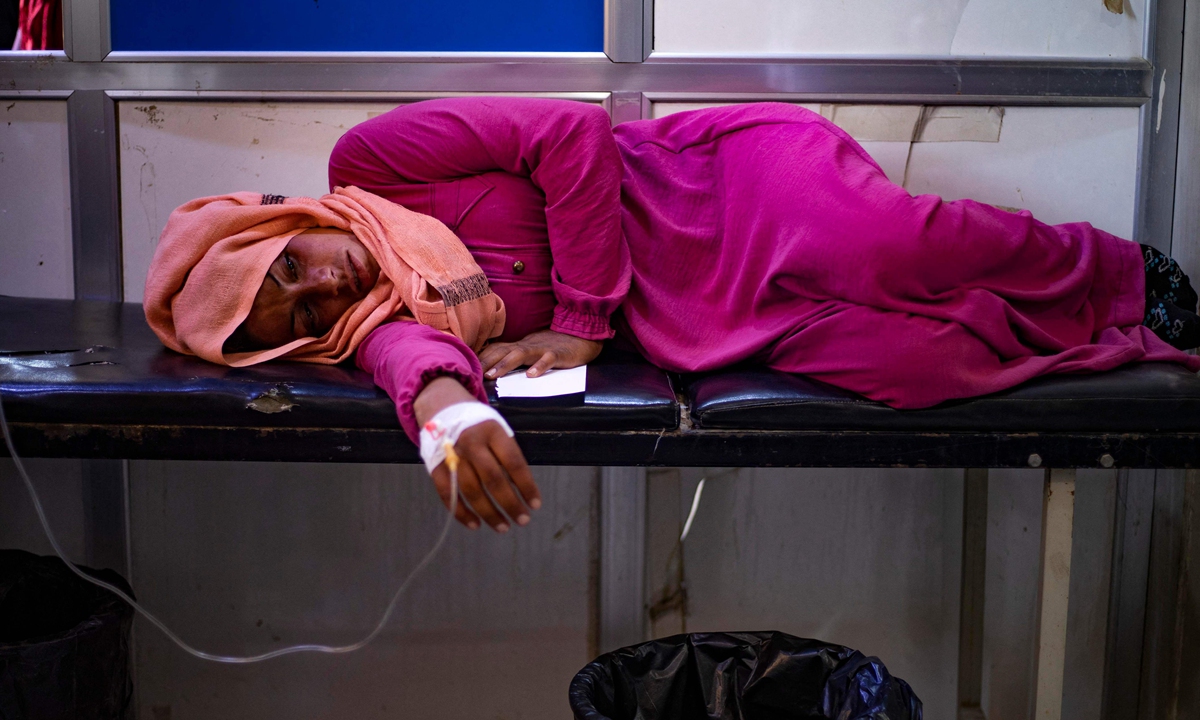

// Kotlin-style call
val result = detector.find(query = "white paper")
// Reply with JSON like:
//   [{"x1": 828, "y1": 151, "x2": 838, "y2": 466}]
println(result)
[{"x1": 495, "y1": 365, "x2": 587, "y2": 398}]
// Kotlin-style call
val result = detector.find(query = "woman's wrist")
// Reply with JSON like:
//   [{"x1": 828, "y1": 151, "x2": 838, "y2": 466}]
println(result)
[{"x1": 414, "y1": 376, "x2": 480, "y2": 427}]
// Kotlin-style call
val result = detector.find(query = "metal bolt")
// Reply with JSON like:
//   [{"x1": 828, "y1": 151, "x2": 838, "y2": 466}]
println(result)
[
  {"x1": 1100, "y1": 453, "x2": 1115, "y2": 468},
  {"x1": 1028, "y1": 453, "x2": 1043, "y2": 468}
]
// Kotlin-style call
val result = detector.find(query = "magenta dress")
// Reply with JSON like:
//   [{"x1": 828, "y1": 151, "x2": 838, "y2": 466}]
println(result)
[{"x1": 328, "y1": 98, "x2": 1198, "y2": 442}]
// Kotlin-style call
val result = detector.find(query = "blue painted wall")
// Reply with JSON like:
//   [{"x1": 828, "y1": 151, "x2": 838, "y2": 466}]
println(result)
[{"x1": 111, "y1": 0, "x2": 603, "y2": 51}]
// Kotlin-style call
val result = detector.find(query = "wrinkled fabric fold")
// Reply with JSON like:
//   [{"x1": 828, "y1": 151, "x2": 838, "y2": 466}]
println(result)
[{"x1": 614, "y1": 102, "x2": 1200, "y2": 407}]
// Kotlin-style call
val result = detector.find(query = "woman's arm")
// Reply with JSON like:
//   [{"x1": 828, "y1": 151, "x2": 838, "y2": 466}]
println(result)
[
  {"x1": 357, "y1": 321, "x2": 539, "y2": 531},
  {"x1": 329, "y1": 97, "x2": 631, "y2": 342}
]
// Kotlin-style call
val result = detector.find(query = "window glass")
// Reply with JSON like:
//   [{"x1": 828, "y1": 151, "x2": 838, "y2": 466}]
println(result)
[
  {"x1": 655, "y1": 0, "x2": 1144, "y2": 58},
  {"x1": 111, "y1": 0, "x2": 602, "y2": 52}
]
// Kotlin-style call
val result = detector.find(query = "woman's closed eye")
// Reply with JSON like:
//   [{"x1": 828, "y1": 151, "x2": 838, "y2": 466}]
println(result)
[{"x1": 295, "y1": 302, "x2": 319, "y2": 338}]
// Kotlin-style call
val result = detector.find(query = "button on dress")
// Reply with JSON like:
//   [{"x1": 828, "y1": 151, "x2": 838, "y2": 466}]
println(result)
[{"x1": 329, "y1": 97, "x2": 1199, "y2": 442}]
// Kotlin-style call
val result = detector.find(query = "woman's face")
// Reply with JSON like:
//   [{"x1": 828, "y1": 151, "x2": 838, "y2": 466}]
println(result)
[{"x1": 236, "y1": 228, "x2": 381, "y2": 350}]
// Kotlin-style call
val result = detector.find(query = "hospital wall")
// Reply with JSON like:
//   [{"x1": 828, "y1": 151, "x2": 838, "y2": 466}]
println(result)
[
  {"x1": 0, "y1": 94, "x2": 1142, "y2": 720},
  {"x1": 0, "y1": 100, "x2": 73, "y2": 300}
]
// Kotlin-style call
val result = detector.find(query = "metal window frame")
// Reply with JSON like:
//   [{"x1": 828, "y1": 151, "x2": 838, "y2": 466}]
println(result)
[
  {"x1": 1135, "y1": 0, "x2": 1187, "y2": 252},
  {"x1": 1, "y1": 55, "x2": 1153, "y2": 103},
  {"x1": 62, "y1": 0, "x2": 109, "y2": 61},
  {"x1": 103, "y1": 90, "x2": 613, "y2": 103},
  {"x1": 4, "y1": 0, "x2": 1193, "y2": 712},
  {"x1": 598, "y1": 467, "x2": 647, "y2": 653},
  {"x1": 605, "y1": 0, "x2": 649, "y2": 62}
]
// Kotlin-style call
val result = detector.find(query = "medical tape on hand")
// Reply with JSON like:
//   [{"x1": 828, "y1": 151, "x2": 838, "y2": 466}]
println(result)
[{"x1": 419, "y1": 402, "x2": 514, "y2": 474}]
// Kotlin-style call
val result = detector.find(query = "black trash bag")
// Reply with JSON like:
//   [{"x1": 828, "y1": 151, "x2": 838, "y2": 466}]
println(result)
[
  {"x1": 0, "y1": 549, "x2": 135, "y2": 720},
  {"x1": 569, "y1": 631, "x2": 922, "y2": 720}
]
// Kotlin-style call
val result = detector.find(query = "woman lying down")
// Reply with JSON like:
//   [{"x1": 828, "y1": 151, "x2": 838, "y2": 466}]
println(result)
[{"x1": 145, "y1": 98, "x2": 1200, "y2": 533}]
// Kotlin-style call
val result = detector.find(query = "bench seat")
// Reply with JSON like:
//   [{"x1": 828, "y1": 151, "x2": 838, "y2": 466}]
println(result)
[
  {"x1": 2, "y1": 296, "x2": 1198, "y2": 468},
  {"x1": 685, "y1": 363, "x2": 1200, "y2": 433},
  {"x1": 0, "y1": 296, "x2": 678, "y2": 430}
]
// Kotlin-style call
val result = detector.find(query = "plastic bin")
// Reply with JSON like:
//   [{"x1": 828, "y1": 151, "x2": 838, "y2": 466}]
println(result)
[
  {"x1": 0, "y1": 549, "x2": 134, "y2": 720},
  {"x1": 569, "y1": 631, "x2": 922, "y2": 720}
]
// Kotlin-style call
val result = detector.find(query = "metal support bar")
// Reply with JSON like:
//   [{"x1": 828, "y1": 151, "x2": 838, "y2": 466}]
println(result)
[
  {"x1": 66, "y1": 88, "x2": 130, "y2": 632},
  {"x1": 6, "y1": 423, "x2": 1200, "y2": 468},
  {"x1": 1100, "y1": 470, "x2": 1155, "y2": 720},
  {"x1": 644, "y1": 468, "x2": 686, "y2": 639},
  {"x1": 1138, "y1": 470, "x2": 1188, "y2": 719},
  {"x1": 1173, "y1": 0, "x2": 1200, "y2": 277},
  {"x1": 604, "y1": 0, "x2": 646, "y2": 63},
  {"x1": 609, "y1": 90, "x2": 644, "y2": 124},
  {"x1": 1032, "y1": 469, "x2": 1077, "y2": 720},
  {"x1": 80, "y1": 458, "x2": 128, "y2": 574},
  {"x1": 1176, "y1": 470, "x2": 1200, "y2": 718},
  {"x1": 2, "y1": 57, "x2": 1152, "y2": 104},
  {"x1": 67, "y1": 89, "x2": 122, "y2": 301},
  {"x1": 642, "y1": 0, "x2": 653, "y2": 61},
  {"x1": 62, "y1": 0, "x2": 111, "y2": 62},
  {"x1": 598, "y1": 466, "x2": 646, "y2": 654},
  {"x1": 957, "y1": 468, "x2": 988, "y2": 720},
  {"x1": 1135, "y1": 0, "x2": 1186, "y2": 250}
]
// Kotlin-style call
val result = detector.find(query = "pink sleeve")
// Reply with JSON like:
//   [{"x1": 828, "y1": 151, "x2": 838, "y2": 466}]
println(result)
[
  {"x1": 355, "y1": 320, "x2": 488, "y2": 444},
  {"x1": 329, "y1": 97, "x2": 630, "y2": 341}
]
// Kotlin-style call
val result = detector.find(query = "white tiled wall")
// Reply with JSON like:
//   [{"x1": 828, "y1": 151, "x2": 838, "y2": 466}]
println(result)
[
  {"x1": 129, "y1": 461, "x2": 595, "y2": 720},
  {"x1": 654, "y1": 0, "x2": 1145, "y2": 57},
  {"x1": 0, "y1": 100, "x2": 73, "y2": 299}
]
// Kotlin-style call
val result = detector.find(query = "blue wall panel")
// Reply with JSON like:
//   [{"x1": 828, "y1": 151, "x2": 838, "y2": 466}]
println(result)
[{"x1": 112, "y1": 0, "x2": 603, "y2": 52}]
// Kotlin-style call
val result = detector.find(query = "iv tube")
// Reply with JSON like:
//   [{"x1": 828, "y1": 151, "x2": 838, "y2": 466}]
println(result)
[{"x1": 0, "y1": 389, "x2": 459, "y2": 664}]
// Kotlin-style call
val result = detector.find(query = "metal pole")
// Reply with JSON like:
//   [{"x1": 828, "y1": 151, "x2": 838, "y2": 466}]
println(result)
[
  {"x1": 957, "y1": 468, "x2": 989, "y2": 720},
  {"x1": 604, "y1": 0, "x2": 646, "y2": 63},
  {"x1": 62, "y1": 0, "x2": 111, "y2": 62},
  {"x1": 1032, "y1": 469, "x2": 1077, "y2": 720},
  {"x1": 598, "y1": 467, "x2": 647, "y2": 653},
  {"x1": 67, "y1": 89, "x2": 122, "y2": 301},
  {"x1": 1134, "y1": 0, "x2": 1186, "y2": 251}
]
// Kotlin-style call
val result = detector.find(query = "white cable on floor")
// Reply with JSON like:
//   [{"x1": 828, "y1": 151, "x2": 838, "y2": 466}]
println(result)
[
  {"x1": 0, "y1": 388, "x2": 459, "y2": 663},
  {"x1": 679, "y1": 477, "x2": 706, "y2": 543}
]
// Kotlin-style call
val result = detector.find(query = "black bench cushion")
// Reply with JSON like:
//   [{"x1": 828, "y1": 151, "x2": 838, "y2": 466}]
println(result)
[
  {"x1": 0, "y1": 296, "x2": 678, "y2": 432},
  {"x1": 686, "y1": 363, "x2": 1200, "y2": 432}
]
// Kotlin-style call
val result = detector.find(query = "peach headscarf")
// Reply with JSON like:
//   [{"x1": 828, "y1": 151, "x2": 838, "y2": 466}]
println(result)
[{"x1": 144, "y1": 188, "x2": 506, "y2": 367}]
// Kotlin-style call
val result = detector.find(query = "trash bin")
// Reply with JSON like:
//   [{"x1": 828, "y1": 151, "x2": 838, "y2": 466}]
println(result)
[
  {"x1": 0, "y1": 549, "x2": 135, "y2": 720},
  {"x1": 569, "y1": 631, "x2": 922, "y2": 720}
]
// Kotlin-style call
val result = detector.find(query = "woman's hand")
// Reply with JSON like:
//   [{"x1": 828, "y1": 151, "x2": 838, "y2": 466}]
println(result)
[
  {"x1": 479, "y1": 329, "x2": 603, "y2": 379},
  {"x1": 415, "y1": 377, "x2": 540, "y2": 532}
]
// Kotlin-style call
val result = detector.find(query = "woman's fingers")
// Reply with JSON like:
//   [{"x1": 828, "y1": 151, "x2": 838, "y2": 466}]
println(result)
[
  {"x1": 478, "y1": 343, "x2": 514, "y2": 375},
  {"x1": 428, "y1": 423, "x2": 540, "y2": 532},
  {"x1": 469, "y1": 441, "x2": 531, "y2": 527},
  {"x1": 454, "y1": 459, "x2": 511, "y2": 532},
  {"x1": 431, "y1": 464, "x2": 480, "y2": 529},
  {"x1": 484, "y1": 348, "x2": 530, "y2": 379},
  {"x1": 527, "y1": 350, "x2": 558, "y2": 378},
  {"x1": 489, "y1": 429, "x2": 541, "y2": 510}
]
